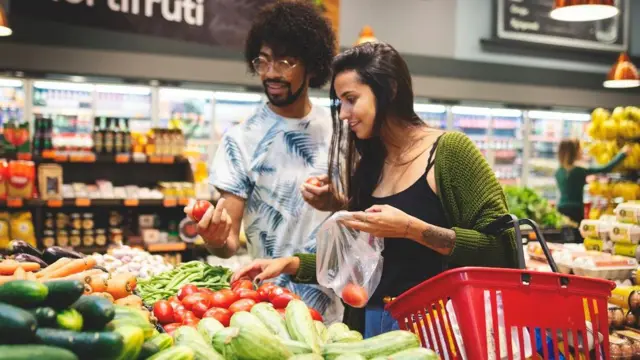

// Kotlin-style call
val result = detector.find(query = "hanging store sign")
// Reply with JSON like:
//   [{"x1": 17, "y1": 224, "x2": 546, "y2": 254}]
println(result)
[
  {"x1": 10, "y1": 0, "x2": 340, "y2": 48},
  {"x1": 495, "y1": 0, "x2": 629, "y2": 52}
]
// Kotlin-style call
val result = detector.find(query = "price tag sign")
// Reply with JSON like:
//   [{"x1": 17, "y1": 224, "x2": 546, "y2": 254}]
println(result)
[
  {"x1": 41, "y1": 150, "x2": 56, "y2": 159},
  {"x1": 124, "y1": 199, "x2": 140, "y2": 207},
  {"x1": 161, "y1": 156, "x2": 175, "y2": 164},
  {"x1": 115, "y1": 154, "x2": 131, "y2": 164},
  {"x1": 16, "y1": 153, "x2": 32, "y2": 161},
  {"x1": 47, "y1": 199, "x2": 63, "y2": 208},
  {"x1": 54, "y1": 154, "x2": 69, "y2": 162},
  {"x1": 7, "y1": 198, "x2": 23, "y2": 208},
  {"x1": 149, "y1": 156, "x2": 163, "y2": 164},
  {"x1": 75, "y1": 198, "x2": 91, "y2": 207},
  {"x1": 178, "y1": 198, "x2": 190, "y2": 206},
  {"x1": 163, "y1": 198, "x2": 178, "y2": 207},
  {"x1": 70, "y1": 154, "x2": 96, "y2": 163}
]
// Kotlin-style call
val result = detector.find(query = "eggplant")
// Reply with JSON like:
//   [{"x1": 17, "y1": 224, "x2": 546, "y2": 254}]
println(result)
[
  {"x1": 42, "y1": 246, "x2": 84, "y2": 265},
  {"x1": 8, "y1": 240, "x2": 43, "y2": 258},
  {"x1": 14, "y1": 253, "x2": 48, "y2": 268}
]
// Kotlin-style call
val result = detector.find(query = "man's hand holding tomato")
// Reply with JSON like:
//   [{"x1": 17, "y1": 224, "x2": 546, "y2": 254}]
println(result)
[
  {"x1": 301, "y1": 175, "x2": 346, "y2": 212},
  {"x1": 184, "y1": 198, "x2": 232, "y2": 249}
]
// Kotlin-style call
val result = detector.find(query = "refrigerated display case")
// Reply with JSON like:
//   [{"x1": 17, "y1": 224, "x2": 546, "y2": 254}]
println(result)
[
  {"x1": 490, "y1": 109, "x2": 523, "y2": 186},
  {"x1": 0, "y1": 78, "x2": 25, "y2": 126},
  {"x1": 211, "y1": 91, "x2": 263, "y2": 158},
  {"x1": 415, "y1": 103, "x2": 447, "y2": 129},
  {"x1": 451, "y1": 106, "x2": 491, "y2": 159},
  {"x1": 95, "y1": 84, "x2": 152, "y2": 134}
]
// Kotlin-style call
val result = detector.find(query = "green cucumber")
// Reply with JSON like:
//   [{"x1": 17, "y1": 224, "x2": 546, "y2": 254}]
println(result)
[
  {"x1": 281, "y1": 339, "x2": 313, "y2": 355},
  {"x1": 138, "y1": 333, "x2": 173, "y2": 359},
  {"x1": 71, "y1": 295, "x2": 115, "y2": 330},
  {"x1": 108, "y1": 306, "x2": 155, "y2": 339},
  {"x1": 332, "y1": 330, "x2": 363, "y2": 343},
  {"x1": 314, "y1": 321, "x2": 328, "y2": 344},
  {"x1": 229, "y1": 311, "x2": 271, "y2": 335},
  {"x1": 322, "y1": 330, "x2": 421, "y2": 360},
  {"x1": 326, "y1": 322, "x2": 350, "y2": 343},
  {"x1": 34, "y1": 328, "x2": 124, "y2": 359},
  {"x1": 197, "y1": 318, "x2": 224, "y2": 344},
  {"x1": 28, "y1": 306, "x2": 57, "y2": 327},
  {"x1": 251, "y1": 302, "x2": 291, "y2": 340},
  {"x1": 57, "y1": 309, "x2": 84, "y2": 331},
  {"x1": 43, "y1": 280, "x2": 85, "y2": 310},
  {"x1": 147, "y1": 345, "x2": 194, "y2": 360},
  {"x1": 113, "y1": 325, "x2": 145, "y2": 360},
  {"x1": 285, "y1": 299, "x2": 321, "y2": 354},
  {"x1": 335, "y1": 354, "x2": 366, "y2": 360},
  {"x1": 173, "y1": 326, "x2": 224, "y2": 360},
  {"x1": 371, "y1": 347, "x2": 439, "y2": 360},
  {"x1": 0, "y1": 302, "x2": 38, "y2": 344},
  {"x1": 0, "y1": 280, "x2": 48, "y2": 307},
  {"x1": 212, "y1": 326, "x2": 292, "y2": 360},
  {"x1": 0, "y1": 345, "x2": 78, "y2": 360}
]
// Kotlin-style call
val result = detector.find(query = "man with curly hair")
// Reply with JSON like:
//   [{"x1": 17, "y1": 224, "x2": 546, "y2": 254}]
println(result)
[{"x1": 185, "y1": 0, "x2": 343, "y2": 321}]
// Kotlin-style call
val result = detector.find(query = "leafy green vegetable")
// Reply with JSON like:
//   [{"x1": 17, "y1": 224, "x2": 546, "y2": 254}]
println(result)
[{"x1": 503, "y1": 186, "x2": 569, "y2": 229}]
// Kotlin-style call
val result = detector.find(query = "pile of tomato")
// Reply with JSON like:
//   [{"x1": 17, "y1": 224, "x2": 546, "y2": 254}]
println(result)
[{"x1": 152, "y1": 280, "x2": 323, "y2": 334}]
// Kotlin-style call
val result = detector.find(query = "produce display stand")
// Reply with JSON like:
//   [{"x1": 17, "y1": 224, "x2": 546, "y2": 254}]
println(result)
[{"x1": 387, "y1": 216, "x2": 615, "y2": 360}]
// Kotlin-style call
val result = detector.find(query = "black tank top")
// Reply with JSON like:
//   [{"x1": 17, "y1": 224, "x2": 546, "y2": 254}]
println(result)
[{"x1": 366, "y1": 136, "x2": 448, "y2": 306}]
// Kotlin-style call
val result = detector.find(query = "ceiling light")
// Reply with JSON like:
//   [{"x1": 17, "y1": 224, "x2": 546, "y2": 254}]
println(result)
[
  {"x1": 549, "y1": 0, "x2": 619, "y2": 22},
  {"x1": 355, "y1": 26, "x2": 378, "y2": 46},
  {"x1": 0, "y1": 5, "x2": 11, "y2": 37},
  {"x1": 603, "y1": 52, "x2": 640, "y2": 89}
]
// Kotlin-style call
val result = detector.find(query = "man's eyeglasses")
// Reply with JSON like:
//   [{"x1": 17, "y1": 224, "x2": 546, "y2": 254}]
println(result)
[{"x1": 251, "y1": 57, "x2": 297, "y2": 75}]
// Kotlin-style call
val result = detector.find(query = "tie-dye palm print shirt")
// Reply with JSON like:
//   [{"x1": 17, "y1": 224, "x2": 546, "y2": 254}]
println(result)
[{"x1": 210, "y1": 103, "x2": 344, "y2": 323}]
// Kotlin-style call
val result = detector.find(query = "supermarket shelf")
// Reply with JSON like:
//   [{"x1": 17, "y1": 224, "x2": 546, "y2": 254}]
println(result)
[
  {"x1": 2, "y1": 152, "x2": 189, "y2": 165},
  {"x1": 1, "y1": 197, "x2": 213, "y2": 209},
  {"x1": 147, "y1": 242, "x2": 188, "y2": 253}
]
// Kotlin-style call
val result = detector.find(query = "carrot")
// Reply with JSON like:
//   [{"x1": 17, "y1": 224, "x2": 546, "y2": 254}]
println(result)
[
  {"x1": 115, "y1": 273, "x2": 137, "y2": 292},
  {"x1": 15, "y1": 262, "x2": 41, "y2": 273},
  {"x1": 40, "y1": 257, "x2": 97, "y2": 280},
  {"x1": 86, "y1": 274, "x2": 109, "y2": 293},
  {"x1": 36, "y1": 258, "x2": 71, "y2": 278},
  {"x1": 83, "y1": 283, "x2": 93, "y2": 295},
  {"x1": 91, "y1": 292, "x2": 115, "y2": 303},
  {"x1": 114, "y1": 295, "x2": 143, "y2": 308},
  {"x1": 58, "y1": 269, "x2": 102, "y2": 281},
  {"x1": 14, "y1": 267, "x2": 25, "y2": 280},
  {"x1": 0, "y1": 260, "x2": 20, "y2": 275},
  {"x1": 106, "y1": 275, "x2": 133, "y2": 300}
]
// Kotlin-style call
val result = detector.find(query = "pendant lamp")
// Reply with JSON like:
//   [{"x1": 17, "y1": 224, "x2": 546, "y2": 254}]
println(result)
[
  {"x1": 355, "y1": 26, "x2": 377, "y2": 46},
  {"x1": 550, "y1": 0, "x2": 619, "y2": 22},
  {"x1": 0, "y1": 5, "x2": 11, "y2": 37},
  {"x1": 603, "y1": 52, "x2": 640, "y2": 89}
]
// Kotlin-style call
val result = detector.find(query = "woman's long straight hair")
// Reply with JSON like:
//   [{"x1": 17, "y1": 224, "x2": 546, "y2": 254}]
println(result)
[{"x1": 327, "y1": 42, "x2": 424, "y2": 211}]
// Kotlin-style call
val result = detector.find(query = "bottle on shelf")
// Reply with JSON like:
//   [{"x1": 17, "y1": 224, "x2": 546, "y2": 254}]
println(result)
[
  {"x1": 114, "y1": 118, "x2": 124, "y2": 154},
  {"x1": 93, "y1": 117, "x2": 105, "y2": 155},
  {"x1": 122, "y1": 118, "x2": 132, "y2": 154},
  {"x1": 104, "y1": 118, "x2": 114, "y2": 155}
]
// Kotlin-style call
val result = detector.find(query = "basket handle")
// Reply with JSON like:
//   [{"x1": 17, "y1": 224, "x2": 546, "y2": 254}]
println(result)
[{"x1": 513, "y1": 217, "x2": 560, "y2": 273}]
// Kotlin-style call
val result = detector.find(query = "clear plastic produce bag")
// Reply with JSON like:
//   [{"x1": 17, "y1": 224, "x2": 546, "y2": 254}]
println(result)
[{"x1": 316, "y1": 211, "x2": 384, "y2": 308}]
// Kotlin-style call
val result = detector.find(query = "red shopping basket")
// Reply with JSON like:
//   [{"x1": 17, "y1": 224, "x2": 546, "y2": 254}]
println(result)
[{"x1": 386, "y1": 216, "x2": 615, "y2": 360}]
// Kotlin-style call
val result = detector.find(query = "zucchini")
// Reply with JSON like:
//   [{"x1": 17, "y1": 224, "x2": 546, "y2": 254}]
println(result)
[
  {"x1": 43, "y1": 280, "x2": 85, "y2": 310},
  {"x1": 314, "y1": 321, "x2": 328, "y2": 343},
  {"x1": 212, "y1": 326, "x2": 292, "y2": 360},
  {"x1": 71, "y1": 295, "x2": 115, "y2": 330},
  {"x1": 281, "y1": 339, "x2": 313, "y2": 355},
  {"x1": 0, "y1": 280, "x2": 48, "y2": 307},
  {"x1": 229, "y1": 311, "x2": 271, "y2": 335},
  {"x1": 56, "y1": 309, "x2": 84, "y2": 331},
  {"x1": 332, "y1": 330, "x2": 364, "y2": 343},
  {"x1": 285, "y1": 299, "x2": 321, "y2": 353},
  {"x1": 107, "y1": 306, "x2": 155, "y2": 340},
  {"x1": 371, "y1": 347, "x2": 439, "y2": 360},
  {"x1": 322, "y1": 330, "x2": 421, "y2": 360},
  {"x1": 138, "y1": 333, "x2": 173, "y2": 359},
  {"x1": 172, "y1": 326, "x2": 224, "y2": 360},
  {"x1": 251, "y1": 302, "x2": 291, "y2": 340},
  {"x1": 289, "y1": 355, "x2": 324, "y2": 360},
  {"x1": 196, "y1": 318, "x2": 224, "y2": 344},
  {"x1": 0, "y1": 345, "x2": 78, "y2": 360},
  {"x1": 147, "y1": 345, "x2": 194, "y2": 360},
  {"x1": 0, "y1": 302, "x2": 38, "y2": 344},
  {"x1": 113, "y1": 325, "x2": 145, "y2": 360},
  {"x1": 34, "y1": 328, "x2": 124, "y2": 359},
  {"x1": 335, "y1": 355, "x2": 366, "y2": 360},
  {"x1": 326, "y1": 322, "x2": 350, "y2": 343},
  {"x1": 28, "y1": 306, "x2": 57, "y2": 327}
]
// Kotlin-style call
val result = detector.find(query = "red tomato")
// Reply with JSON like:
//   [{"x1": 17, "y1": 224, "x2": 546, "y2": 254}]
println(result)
[
  {"x1": 163, "y1": 322, "x2": 181, "y2": 335},
  {"x1": 229, "y1": 299, "x2": 256, "y2": 313},
  {"x1": 271, "y1": 293, "x2": 296, "y2": 309},
  {"x1": 168, "y1": 296, "x2": 179, "y2": 303},
  {"x1": 203, "y1": 307, "x2": 232, "y2": 327},
  {"x1": 192, "y1": 200, "x2": 212, "y2": 222},
  {"x1": 211, "y1": 289, "x2": 239, "y2": 309},
  {"x1": 257, "y1": 283, "x2": 278, "y2": 302},
  {"x1": 177, "y1": 284, "x2": 199, "y2": 301},
  {"x1": 309, "y1": 308, "x2": 323, "y2": 322},
  {"x1": 305, "y1": 177, "x2": 322, "y2": 187},
  {"x1": 341, "y1": 283, "x2": 368, "y2": 308},
  {"x1": 231, "y1": 280, "x2": 254, "y2": 292},
  {"x1": 268, "y1": 287, "x2": 290, "y2": 302},
  {"x1": 192, "y1": 301, "x2": 211, "y2": 318},
  {"x1": 199, "y1": 288, "x2": 215, "y2": 296},
  {"x1": 182, "y1": 293, "x2": 210, "y2": 311},
  {"x1": 235, "y1": 289, "x2": 260, "y2": 302},
  {"x1": 173, "y1": 307, "x2": 188, "y2": 323},
  {"x1": 182, "y1": 311, "x2": 200, "y2": 327},
  {"x1": 152, "y1": 300, "x2": 175, "y2": 325}
]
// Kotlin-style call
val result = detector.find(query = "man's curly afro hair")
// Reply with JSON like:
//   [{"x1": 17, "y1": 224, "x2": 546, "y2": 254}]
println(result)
[{"x1": 245, "y1": 0, "x2": 337, "y2": 89}]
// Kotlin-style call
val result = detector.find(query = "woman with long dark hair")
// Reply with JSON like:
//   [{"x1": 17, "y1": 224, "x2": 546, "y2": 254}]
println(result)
[{"x1": 233, "y1": 42, "x2": 518, "y2": 337}]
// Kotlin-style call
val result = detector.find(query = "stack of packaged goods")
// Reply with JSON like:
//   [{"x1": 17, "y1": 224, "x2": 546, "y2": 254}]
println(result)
[
  {"x1": 608, "y1": 286, "x2": 640, "y2": 357},
  {"x1": 581, "y1": 216, "x2": 615, "y2": 253},
  {"x1": 609, "y1": 202, "x2": 640, "y2": 260}
]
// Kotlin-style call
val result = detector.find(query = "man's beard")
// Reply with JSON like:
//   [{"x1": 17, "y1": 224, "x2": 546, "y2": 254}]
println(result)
[{"x1": 263, "y1": 79, "x2": 306, "y2": 107}]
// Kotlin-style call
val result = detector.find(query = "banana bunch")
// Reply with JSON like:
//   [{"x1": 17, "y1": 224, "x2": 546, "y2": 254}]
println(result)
[
  {"x1": 612, "y1": 182, "x2": 640, "y2": 201},
  {"x1": 588, "y1": 140, "x2": 620, "y2": 165},
  {"x1": 620, "y1": 143, "x2": 640, "y2": 171},
  {"x1": 589, "y1": 106, "x2": 640, "y2": 140}
]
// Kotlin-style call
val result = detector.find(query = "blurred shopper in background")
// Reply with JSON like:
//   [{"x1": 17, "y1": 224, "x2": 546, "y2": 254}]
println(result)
[
  {"x1": 185, "y1": 0, "x2": 344, "y2": 322},
  {"x1": 555, "y1": 138, "x2": 629, "y2": 224}
]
